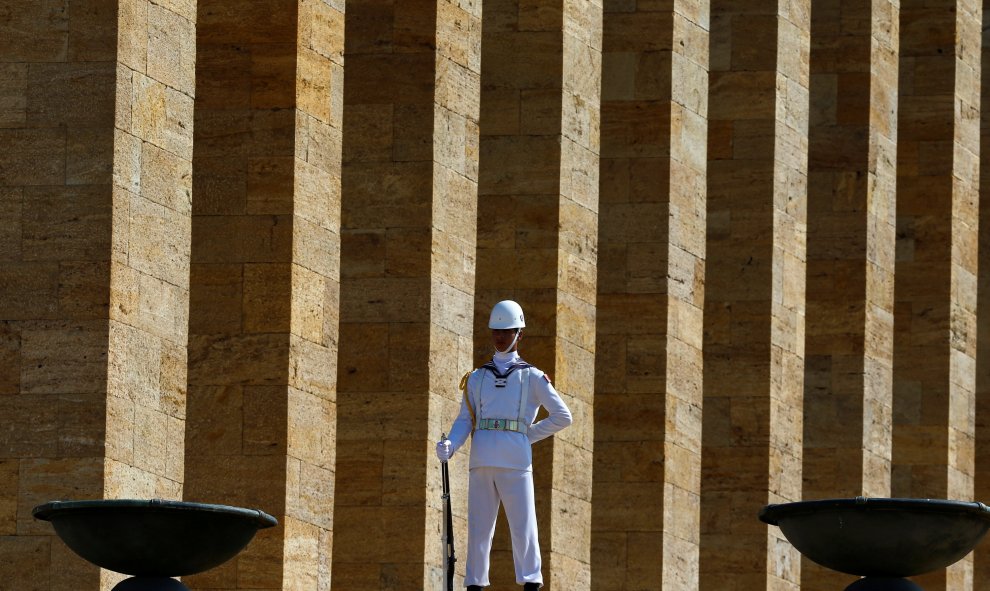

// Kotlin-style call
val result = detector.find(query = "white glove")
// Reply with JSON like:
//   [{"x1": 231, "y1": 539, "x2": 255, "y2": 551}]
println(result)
[{"x1": 436, "y1": 439, "x2": 452, "y2": 462}]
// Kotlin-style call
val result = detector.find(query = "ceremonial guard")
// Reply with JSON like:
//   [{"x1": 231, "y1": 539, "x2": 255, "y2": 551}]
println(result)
[{"x1": 436, "y1": 300, "x2": 573, "y2": 590}]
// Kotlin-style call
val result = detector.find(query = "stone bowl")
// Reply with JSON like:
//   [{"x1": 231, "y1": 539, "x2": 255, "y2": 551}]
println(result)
[
  {"x1": 759, "y1": 497, "x2": 990, "y2": 577},
  {"x1": 33, "y1": 499, "x2": 277, "y2": 577}
]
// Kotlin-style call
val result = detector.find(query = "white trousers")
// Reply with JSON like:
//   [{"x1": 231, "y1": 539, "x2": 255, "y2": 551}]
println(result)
[{"x1": 465, "y1": 467, "x2": 542, "y2": 586}]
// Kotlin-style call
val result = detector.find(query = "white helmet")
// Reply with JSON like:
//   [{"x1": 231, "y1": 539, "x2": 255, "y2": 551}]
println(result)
[{"x1": 489, "y1": 300, "x2": 525, "y2": 329}]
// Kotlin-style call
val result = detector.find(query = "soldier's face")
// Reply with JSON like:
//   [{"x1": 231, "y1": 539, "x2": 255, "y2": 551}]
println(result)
[{"x1": 492, "y1": 329, "x2": 520, "y2": 352}]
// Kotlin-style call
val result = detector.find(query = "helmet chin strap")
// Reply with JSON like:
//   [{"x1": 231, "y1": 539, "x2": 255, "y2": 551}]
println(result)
[{"x1": 495, "y1": 329, "x2": 522, "y2": 354}]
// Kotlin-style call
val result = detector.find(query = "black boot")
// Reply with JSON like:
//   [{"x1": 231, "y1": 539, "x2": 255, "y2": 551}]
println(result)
[
  {"x1": 467, "y1": 586, "x2": 483, "y2": 591},
  {"x1": 523, "y1": 584, "x2": 540, "y2": 591}
]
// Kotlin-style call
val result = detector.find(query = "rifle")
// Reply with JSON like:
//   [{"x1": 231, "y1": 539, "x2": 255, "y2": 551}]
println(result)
[{"x1": 441, "y1": 434, "x2": 456, "y2": 591}]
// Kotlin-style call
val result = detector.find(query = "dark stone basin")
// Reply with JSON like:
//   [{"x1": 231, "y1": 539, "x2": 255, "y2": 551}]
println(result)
[
  {"x1": 760, "y1": 498, "x2": 990, "y2": 578},
  {"x1": 33, "y1": 499, "x2": 277, "y2": 577}
]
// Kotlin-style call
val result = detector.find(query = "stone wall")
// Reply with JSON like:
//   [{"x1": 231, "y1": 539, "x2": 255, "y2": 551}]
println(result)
[{"x1": 1, "y1": 2, "x2": 988, "y2": 591}]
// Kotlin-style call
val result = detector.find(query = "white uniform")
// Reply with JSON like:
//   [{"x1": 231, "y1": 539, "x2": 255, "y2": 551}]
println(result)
[{"x1": 446, "y1": 350, "x2": 572, "y2": 587}]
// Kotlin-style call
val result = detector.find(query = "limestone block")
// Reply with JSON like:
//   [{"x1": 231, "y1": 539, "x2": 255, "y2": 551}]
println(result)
[
  {"x1": 554, "y1": 438, "x2": 593, "y2": 501},
  {"x1": 0, "y1": 535, "x2": 50, "y2": 591},
  {"x1": 20, "y1": 324, "x2": 108, "y2": 396},
  {"x1": 435, "y1": 57, "x2": 481, "y2": 122},
  {"x1": 478, "y1": 135, "x2": 562, "y2": 195},
  {"x1": 196, "y1": 109, "x2": 296, "y2": 158},
  {"x1": 479, "y1": 194, "x2": 560, "y2": 250},
  {"x1": 0, "y1": 0, "x2": 70, "y2": 61},
  {"x1": 288, "y1": 336, "x2": 337, "y2": 403},
  {"x1": 297, "y1": 46, "x2": 334, "y2": 122},
  {"x1": 557, "y1": 252, "x2": 597, "y2": 309},
  {"x1": 113, "y1": 128, "x2": 143, "y2": 200},
  {"x1": 0, "y1": 326, "x2": 19, "y2": 395},
  {"x1": 385, "y1": 323, "x2": 430, "y2": 393},
  {"x1": 0, "y1": 128, "x2": 66, "y2": 186},
  {"x1": 193, "y1": 44, "x2": 250, "y2": 112},
  {"x1": 663, "y1": 482, "x2": 701, "y2": 543},
  {"x1": 125, "y1": 193, "x2": 168, "y2": 275},
  {"x1": 184, "y1": 385, "x2": 244, "y2": 456},
  {"x1": 286, "y1": 388, "x2": 336, "y2": 471},
  {"x1": 433, "y1": 110, "x2": 474, "y2": 180},
  {"x1": 140, "y1": 140, "x2": 192, "y2": 214},
  {"x1": 0, "y1": 264, "x2": 58, "y2": 321},
  {"x1": 241, "y1": 263, "x2": 292, "y2": 333},
  {"x1": 557, "y1": 292, "x2": 596, "y2": 354},
  {"x1": 593, "y1": 441, "x2": 662, "y2": 486},
  {"x1": 378, "y1": 439, "x2": 429, "y2": 508},
  {"x1": 483, "y1": 31, "x2": 565, "y2": 90},
  {"x1": 0, "y1": 459, "x2": 17, "y2": 535},
  {"x1": 0, "y1": 188, "x2": 21, "y2": 262},
  {"x1": 299, "y1": 0, "x2": 344, "y2": 64},
  {"x1": 131, "y1": 73, "x2": 194, "y2": 160},
  {"x1": 344, "y1": 53, "x2": 436, "y2": 106},
  {"x1": 186, "y1": 264, "x2": 240, "y2": 332},
  {"x1": 103, "y1": 457, "x2": 172, "y2": 499},
  {"x1": 335, "y1": 322, "x2": 389, "y2": 392},
  {"x1": 602, "y1": 101, "x2": 670, "y2": 158},
  {"x1": 550, "y1": 489, "x2": 591, "y2": 561},
  {"x1": 131, "y1": 403, "x2": 168, "y2": 476},
  {"x1": 561, "y1": 139, "x2": 601, "y2": 208},
  {"x1": 294, "y1": 160, "x2": 338, "y2": 232},
  {"x1": 241, "y1": 386, "x2": 289, "y2": 455},
  {"x1": 341, "y1": 162, "x2": 432, "y2": 228},
  {"x1": 192, "y1": 214, "x2": 293, "y2": 264},
  {"x1": 187, "y1": 333, "x2": 291, "y2": 386},
  {"x1": 594, "y1": 393, "x2": 664, "y2": 445},
  {"x1": 62, "y1": 127, "x2": 111, "y2": 187},
  {"x1": 282, "y1": 515, "x2": 320, "y2": 590},
  {"x1": 385, "y1": 103, "x2": 432, "y2": 164},
  {"x1": 592, "y1": 480, "x2": 665, "y2": 534},
  {"x1": 235, "y1": 155, "x2": 289, "y2": 217},
  {"x1": 22, "y1": 186, "x2": 111, "y2": 264},
  {"x1": 285, "y1": 459, "x2": 334, "y2": 531},
  {"x1": 56, "y1": 393, "x2": 106, "y2": 459},
  {"x1": 297, "y1": 114, "x2": 343, "y2": 180},
  {"x1": 27, "y1": 61, "x2": 115, "y2": 128},
  {"x1": 429, "y1": 280, "x2": 474, "y2": 337},
  {"x1": 604, "y1": 12, "x2": 673, "y2": 53},
  {"x1": 480, "y1": 87, "x2": 523, "y2": 136},
  {"x1": 17, "y1": 457, "x2": 103, "y2": 535},
  {"x1": 117, "y1": 0, "x2": 148, "y2": 73},
  {"x1": 340, "y1": 277, "x2": 429, "y2": 324},
  {"x1": 290, "y1": 263, "x2": 331, "y2": 343},
  {"x1": 339, "y1": 104, "x2": 394, "y2": 163},
  {"x1": 0, "y1": 394, "x2": 57, "y2": 458},
  {"x1": 431, "y1": 231, "x2": 477, "y2": 299},
  {"x1": 147, "y1": 4, "x2": 196, "y2": 96},
  {"x1": 332, "y1": 441, "x2": 384, "y2": 509}
]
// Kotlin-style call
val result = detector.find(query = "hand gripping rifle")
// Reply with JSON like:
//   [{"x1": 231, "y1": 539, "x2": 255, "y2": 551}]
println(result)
[{"x1": 440, "y1": 434, "x2": 456, "y2": 591}]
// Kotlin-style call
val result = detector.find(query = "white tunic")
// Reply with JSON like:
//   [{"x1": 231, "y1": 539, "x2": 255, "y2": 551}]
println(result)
[{"x1": 447, "y1": 351, "x2": 572, "y2": 470}]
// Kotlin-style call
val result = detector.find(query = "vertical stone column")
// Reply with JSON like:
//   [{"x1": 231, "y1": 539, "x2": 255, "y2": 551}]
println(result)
[
  {"x1": 0, "y1": 1, "x2": 195, "y2": 590},
  {"x1": 700, "y1": 3, "x2": 809, "y2": 591},
  {"x1": 801, "y1": 1, "x2": 898, "y2": 589},
  {"x1": 892, "y1": 1, "x2": 981, "y2": 590},
  {"x1": 331, "y1": 0, "x2": 481, "y2": 588},
  {"x1": 184, "y1": 0, "x2": 343, "y2": 589},
  {"x1": 592, "y1": 2, "x2": 708, "y2": 591},
  {"x1": 975, "y1": 24, "x2": 990, "y2": 591},
  {"x1": 476, "y1": 0, "x2": 601, "y2": 588}
]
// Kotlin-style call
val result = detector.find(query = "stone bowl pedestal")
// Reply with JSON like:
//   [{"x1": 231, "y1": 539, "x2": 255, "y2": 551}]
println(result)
[
  {"x1": 760, "y1": 498, "x2": 990, "y2": 591},
  {"x1": 33, "y1": 499, "x2": 277, "y2": 591}
]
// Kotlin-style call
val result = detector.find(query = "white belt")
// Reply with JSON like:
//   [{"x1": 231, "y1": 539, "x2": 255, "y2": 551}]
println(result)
[{"x1": 476, "y1": 418, "x2": 527, "y2": 434}]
